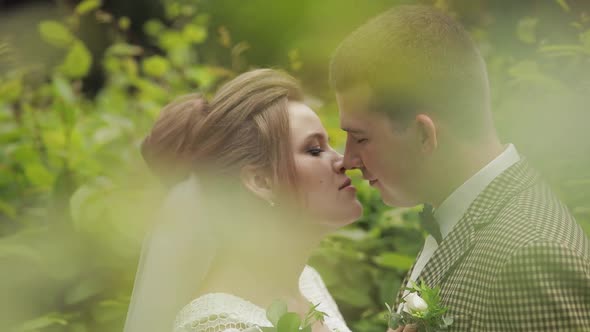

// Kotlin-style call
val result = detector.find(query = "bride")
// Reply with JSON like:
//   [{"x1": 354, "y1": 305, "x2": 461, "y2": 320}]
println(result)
[{"x1": 124, "y1": 69, "x2": 362, "y2": 332}]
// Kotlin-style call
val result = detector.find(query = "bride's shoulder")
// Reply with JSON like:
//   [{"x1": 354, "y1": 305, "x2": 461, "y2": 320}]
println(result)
[{"x1": 174, "y1": 293, "x2": 269, "y2": 332}]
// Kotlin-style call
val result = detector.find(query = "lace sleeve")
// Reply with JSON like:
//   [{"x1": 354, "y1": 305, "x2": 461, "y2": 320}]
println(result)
[
  {"x1": 174, "y1": 318, "x2": 252, "y2": 332},
  {"x1": 173, "y1": 293, "x2": 270, "y2": 332},
  {"x1": 300, "y1": 266, "x2": 351, "y2": 332}
]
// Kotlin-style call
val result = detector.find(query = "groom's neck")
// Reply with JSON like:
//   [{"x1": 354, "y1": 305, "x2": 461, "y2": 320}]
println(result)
[{"x1": 427, "y1": 135, "x2": 504, "y2": 208}]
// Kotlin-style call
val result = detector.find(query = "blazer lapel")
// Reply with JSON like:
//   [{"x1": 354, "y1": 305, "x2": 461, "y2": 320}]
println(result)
[
  {"x1": 394, "y1": 248, "x2": 422, "y2": 308},
  {"x1": 417, "y1": 158, "x2": 539, "y2": 288}
]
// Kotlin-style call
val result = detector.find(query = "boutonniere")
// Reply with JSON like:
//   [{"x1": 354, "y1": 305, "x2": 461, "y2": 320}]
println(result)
[
  {"x1": 386, "y1": 280, "x2": 453, "y2": 332},
  {"x1": 244, "y1": 300, "x2": 328, "y2": 332}
]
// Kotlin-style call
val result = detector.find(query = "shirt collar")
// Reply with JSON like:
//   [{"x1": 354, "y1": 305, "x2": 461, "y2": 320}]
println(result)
[{"x1": 434, "y1": 144, "x2": 520, "y2": 239}]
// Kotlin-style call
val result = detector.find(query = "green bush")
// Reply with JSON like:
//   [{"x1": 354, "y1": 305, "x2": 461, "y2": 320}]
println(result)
[{"x1": 0, "y1": 0, "x2": 588, "y2": 331}]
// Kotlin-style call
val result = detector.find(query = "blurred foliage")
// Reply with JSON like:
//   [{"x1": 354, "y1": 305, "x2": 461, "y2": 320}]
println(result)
[{"x1": 0, "y1": 0, "x2": 589, "y2": 331}]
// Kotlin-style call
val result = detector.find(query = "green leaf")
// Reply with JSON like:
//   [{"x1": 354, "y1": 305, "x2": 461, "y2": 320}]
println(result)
[
  {"x1": 183, "y1": 24, "x2": 208, "y2": 44},
  {"x1": 64, "y1": 277, "x2": 106, "y2": 305},
  {"x1": 106, "y1": 43, "x2": 143, "y2": 57},
  {"x1": 92, "y1": 126, "x2": 121, "y2": 146},
  {"x1": 266, "y1": 299, "x2": 288, "y2": 326},
  {"x1": 52, "y1": 75, "x2": 76, "y2": 104},
  {"x1": 332, "y1": 285, "x2": 373, "y2": 308},
  {"x1": 0, "y1": 77, "x2": 23, "y2": 102},
  {"x1": 24, "y1": 163, "x2": 55, "y2": 188},
  {"x1": 118, "y1": 16, "x2": 131, "y2": 30},
  {"x1": 91, "y1": 301, "x2": 125, "y2": 323},
  {"x1": 276, "y1": 313, "x2": 301, "y2": 332},
  {"x1": 144, "y1": 19, "x2": 165, "y2": 37},
  {"x1": 516, "y1": 17, "x2": 538, "y2": 44},
  {"x1": 373, "y1": 252, "x2": 415, "y2": 270},
  {"x1": 580, "y1": 30, "x2": 590, "y2": 50},
  {"x1": 0, "y1": 242, "x2": 42, "y2": 263},
  {"x1": 388, "y1": 312, "x2": 404, "y2": 329},
  {"x1": 142, "y1": 56, "x2": 170, "y2": 78},
  {"x1": 158, "y1": 31, "x2": 185, "y2": 51},
  {"x1": 39, "y1": 21, "x2": 74, "y2": 48},
  {"x1": 16, "y1": 312, "x2": 68, "y2": 331},
  {"x1": 556, "y1": 0, "x2": 570, "y2": 12},
  {"x1": 0, "y1": 199, "x2": 17, "y2": 219},
  {"x1": 60, "y1": 41, "x2": 93, "y2": 79},
  {"x1": 70, "y1": 184, "x2": 97, "y2": 225},
  {"x1": 75, "y1": 0, "x2": 102, "y2": 15},
  {"x1": 69, "y1": 178, "x2": 115, "y2": 230},
  {"x1": 0, "y1": 122, "x2": 21, "y2": 143}
]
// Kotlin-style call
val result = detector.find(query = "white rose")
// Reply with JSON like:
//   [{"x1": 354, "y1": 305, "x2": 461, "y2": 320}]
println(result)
[{"x1": 403, "y1": 292, "x2": 428, "y2": 314}]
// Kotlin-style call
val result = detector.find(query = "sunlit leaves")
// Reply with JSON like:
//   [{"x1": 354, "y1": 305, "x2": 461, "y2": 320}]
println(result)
[
  {"x1": 267, "y1": 300, "x2": 288, "y2": 326},
  {"x1": 24, "y1": 164, "x2": 55, "y2": 188},
  {"x1": 555, "y1": 0, "x2": 571, "y2": 12},
  {"x1": 15, "y1": 312, "x2": 68, "y2": 331},
  {"x1": 276, "y1": 313, "x2": 302, "y2": 332},
  {"x1": 64, "y1": 277, "x2": 107, "y2": 306},
  {"x1": 105, "y1": 43, "x2": 143, "y2": 57},
  {"x1": 580, "y1": 30, "x2": 590, "y2": 50},
  {"x1": 373, "y1": 252, "x2": 415, "y2": 271},
  {"x1": 118, "y1": 16, "x2": 131, "y2": 31},
  {"x1": 182, "y1": 24, "x2": 208, "y2": 44},
  {"x1": 52, "y1": 75, "x2": 76, "y2": 105},
  {"x1": 75, "y1": 0, "x2": 102, "y2": 15},
  {"x1": 0, "y1": 76, "x2": 23, "y2": 103},
  {"x1": 158, "y1": 30, "x2": 184, "y2": 52},
  {"x1": 39, "y1": 21, "x2": 74, "y2": 48},
  {"x1": 143, "y1": 19, "x2": 165, "y2": 37},
  {"x1": 508, "y1": 60, "x2": 567, "y2": 91},
  {"x1": 142, "y1": 56, "x2": 170, "y2": 78},
  {"x1": 262, "y1": 301, "x2": 327, "y2": 332},
  {"x1": 517, "y1": 17, "x2": 538, "y2": 45},
  {"x1": 60, "y1": 41, "x2": 93, "y2": 79}
]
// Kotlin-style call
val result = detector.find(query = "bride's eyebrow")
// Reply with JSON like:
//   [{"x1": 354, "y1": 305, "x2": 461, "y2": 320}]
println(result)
[{"x1": 303, "y1": 132, "x2": 328, "y2": 145}]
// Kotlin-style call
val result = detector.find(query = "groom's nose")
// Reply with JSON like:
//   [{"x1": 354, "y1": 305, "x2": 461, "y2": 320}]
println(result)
[{"x1": 342, "y1": 145, "x2": 363, "y2": 170}]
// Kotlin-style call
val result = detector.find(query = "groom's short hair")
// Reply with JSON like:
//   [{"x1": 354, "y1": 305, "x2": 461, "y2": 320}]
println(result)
[{"x1": 330, "y1": 5, "x2": 493, "y2": 140}]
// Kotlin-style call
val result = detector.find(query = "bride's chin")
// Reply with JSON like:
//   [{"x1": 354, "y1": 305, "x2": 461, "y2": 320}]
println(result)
[{"x1": 324, "y1": 203, "x2": 363, "y2": 227}]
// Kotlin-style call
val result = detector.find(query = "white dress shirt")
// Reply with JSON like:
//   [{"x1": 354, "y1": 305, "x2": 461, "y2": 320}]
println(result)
[{"x1": 397, "y1": 144, "x2": 520, "y2": 312}]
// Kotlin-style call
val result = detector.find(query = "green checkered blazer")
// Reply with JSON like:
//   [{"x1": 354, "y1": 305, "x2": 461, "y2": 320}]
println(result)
[{"x1": 395, "y1": 159, "x2": 590, "y2": 331}]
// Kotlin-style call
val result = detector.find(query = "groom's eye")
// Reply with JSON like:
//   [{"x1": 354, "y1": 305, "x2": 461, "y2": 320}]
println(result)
[{"x1": 356, "y1": 138, "x2": 368, "y2": 144}]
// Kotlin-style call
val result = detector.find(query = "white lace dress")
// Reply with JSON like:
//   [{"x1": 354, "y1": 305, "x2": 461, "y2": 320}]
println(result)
[{"x1": 173, "y1": 266, "x2": 351, "y2": 332}]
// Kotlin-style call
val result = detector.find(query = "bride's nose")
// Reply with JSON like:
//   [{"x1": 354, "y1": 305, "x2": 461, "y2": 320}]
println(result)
[{"x1": 332, "y1": 152, "x2": 346, "y2": 174}]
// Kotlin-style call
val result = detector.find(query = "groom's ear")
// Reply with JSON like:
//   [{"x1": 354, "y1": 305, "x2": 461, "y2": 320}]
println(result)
[
  {"x1": 240, "y1": 165, "x2": 274, "y2": 203},
  {"x1": 414, "y1": 114, "x2": 438, "y2": 154}
]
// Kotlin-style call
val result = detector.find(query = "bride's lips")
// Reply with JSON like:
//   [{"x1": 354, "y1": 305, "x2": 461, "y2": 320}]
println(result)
[
  {"x1": 369, "y1": 179, "x2": 379, "y2": 186},
  {"x1": 338, "y1": 178, "x2": 354, "y2": 191}
]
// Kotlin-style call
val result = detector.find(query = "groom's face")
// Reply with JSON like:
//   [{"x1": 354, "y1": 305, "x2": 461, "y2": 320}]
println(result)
[{"x1": 337, "y1": 83, "x2": 426, "y2": 207}]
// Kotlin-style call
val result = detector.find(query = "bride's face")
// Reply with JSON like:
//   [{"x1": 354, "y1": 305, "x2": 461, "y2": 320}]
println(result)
[{"x1": 287, "y1": 101, "x2": 363, "y2": 226}]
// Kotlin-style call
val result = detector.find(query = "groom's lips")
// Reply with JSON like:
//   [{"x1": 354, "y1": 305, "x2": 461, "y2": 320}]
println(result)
[{"x1": 369, "y1": 179, "x2": 378, "y2": 186}]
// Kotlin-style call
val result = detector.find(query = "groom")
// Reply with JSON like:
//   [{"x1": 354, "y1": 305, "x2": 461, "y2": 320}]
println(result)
[{"x1": 330, "y1": 5, "x2": 590, "y2": 331}]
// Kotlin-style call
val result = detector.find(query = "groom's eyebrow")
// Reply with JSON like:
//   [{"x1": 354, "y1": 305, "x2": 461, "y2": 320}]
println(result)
[{"x1": 342, "y1": 128, "x2": 365, "y2": 135}]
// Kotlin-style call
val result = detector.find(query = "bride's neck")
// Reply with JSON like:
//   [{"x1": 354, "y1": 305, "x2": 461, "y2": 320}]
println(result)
[{"x1": 196, "y1": 216, "x2": 327, "y2": 307}]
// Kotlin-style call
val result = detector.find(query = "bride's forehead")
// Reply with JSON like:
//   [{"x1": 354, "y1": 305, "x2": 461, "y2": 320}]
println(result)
[{"x1": 288, "y1": 102, "x2": 322, "y2": 128}]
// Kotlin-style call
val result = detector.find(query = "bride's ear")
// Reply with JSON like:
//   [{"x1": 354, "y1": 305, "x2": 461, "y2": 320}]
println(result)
[
  {"x1": 415, "y1": 113, "x2": 438, "y2": 154},
  {"x1": 240, "y1": 165, "x2": 274, "y2": 203}
]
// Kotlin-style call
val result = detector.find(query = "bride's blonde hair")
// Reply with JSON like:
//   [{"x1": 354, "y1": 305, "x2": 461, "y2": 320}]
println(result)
[{"x1": 141, "y1": 69, "x2": 304, "y2": 190}]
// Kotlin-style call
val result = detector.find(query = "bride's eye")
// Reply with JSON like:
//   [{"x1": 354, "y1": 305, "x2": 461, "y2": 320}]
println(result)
[
  {"x1": 356, "y1": 138, "x2": 368, "y2": 144},
  {"x1": 308, "y1": 147, "x2": 324, "y2": 157}
]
